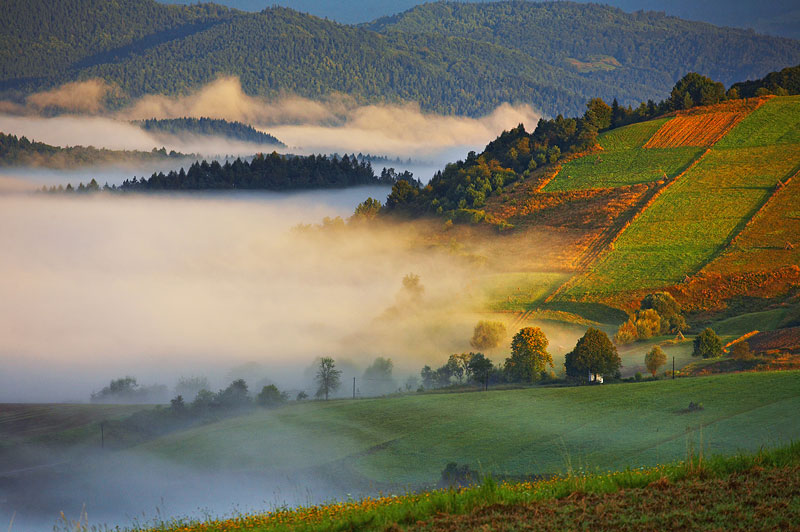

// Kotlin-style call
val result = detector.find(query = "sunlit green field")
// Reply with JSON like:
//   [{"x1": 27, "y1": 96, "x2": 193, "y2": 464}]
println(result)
[
  {"x1": 138, "y1": 371, "x2": 800, "y2": 487},
  {"x1": 714, "y1": 95, "x2": 800, "y2": 148},
  {"x1": 543, "y1": 118, "x2": 703, "y2": 191},
  {"x1": 543, "y1": 146, "x2": 703, "y2": 191},
  {"x1": 479, "y1": 272, "x2": 570, "y2": 311}
]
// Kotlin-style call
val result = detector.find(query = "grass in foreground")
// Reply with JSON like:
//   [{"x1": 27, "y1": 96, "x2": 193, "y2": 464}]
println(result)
[{"x1": 138, "y1": 442, "x2": 800, "y2": 532}]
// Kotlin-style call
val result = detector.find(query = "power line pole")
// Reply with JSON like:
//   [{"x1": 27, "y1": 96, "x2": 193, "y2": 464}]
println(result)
[
  {"x1": 673, "y1": 357, "x2": 675, "y2": 380},
  {"x1": 353, "y1": 377, "x2": 356, "y2": 399},
  {"x1": 100, "y1": 421, "x2": 105, "y2": 448}
]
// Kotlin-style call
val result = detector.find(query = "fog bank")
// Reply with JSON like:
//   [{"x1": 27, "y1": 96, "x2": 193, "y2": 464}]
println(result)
[
  {"x1": 1, "y1": 77, "x2": 541, "y2": 163},
  {"x1": 0, "y1": 189, "x2": 490, "y2": 403}
]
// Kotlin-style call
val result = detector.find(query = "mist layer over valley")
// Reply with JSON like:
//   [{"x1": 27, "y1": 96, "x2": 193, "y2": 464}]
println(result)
[{"x1": 0, "y1": 186, "x2": 585, "y2": 532}]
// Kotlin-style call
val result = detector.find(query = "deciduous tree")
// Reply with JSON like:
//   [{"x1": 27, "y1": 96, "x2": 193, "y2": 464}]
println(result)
[
  {"x1": 504, "y1": 327, "x2": 553, "y2": 383},
  {"x1": 470, "y1": 320, "x2": 507, "y2": 351},
  {"x1": 315, "y1": 357, "x2": 342, "y2": 400},
  {"x1": 645, "y1": 345, "x2": 667, "y2": 377},
  {"x1": 565, "y1": 328, "x2": 621, "y2": 382}
]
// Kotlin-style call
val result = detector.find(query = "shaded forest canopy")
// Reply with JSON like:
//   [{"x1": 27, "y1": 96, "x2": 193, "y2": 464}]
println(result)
[
  {"x1": 730, "y1": 64, "x2": 800, "y2": 98},
  {"x1": 2, "y1": 0, "x2": 800, "y2": 116},
  {"x1": 0, "y1": 131, "x2": 187, "y2": 167},
  {"x1": 52, "y1": 152, "x2": 403, "y2": 192},
  {"x1": 135, "y1": 117, "x2": 285, "y2": 147}
]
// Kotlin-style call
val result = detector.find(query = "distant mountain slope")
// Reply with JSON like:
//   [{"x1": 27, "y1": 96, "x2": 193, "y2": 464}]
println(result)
[
  {"x1": 0, "y1": 0, "x2": 233, "y2": 84},
  {"x1": 2, "y1": 1, "x2": 800, "y2": 117},
  {"x1": 367, "y1": 2, "x2": 800, "y2": 103},
  {"x1": 159, "y1": 0, "x2": 800, "y2": 39}
]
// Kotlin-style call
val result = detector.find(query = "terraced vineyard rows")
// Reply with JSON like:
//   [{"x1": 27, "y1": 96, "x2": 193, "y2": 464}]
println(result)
[
  {"x1": 557, "y1": 96, "x2": 800, "y2": 301},
  {"x1": 643, "y1": 97, "x2": 765, "y2": 148},
  {"x1": 642, "y1": 112, "x2": 742, "y2": 148}
]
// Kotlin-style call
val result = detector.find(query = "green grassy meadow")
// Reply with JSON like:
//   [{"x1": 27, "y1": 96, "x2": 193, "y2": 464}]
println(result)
[
  {"x1": 595, "y1": 118, "x2": 670, "y2": 150},
  {"x1": 480, "y1": 272, "x2": 570, "y2": 312},
  {"x1": 543, "y1": 146, "x2": 703, "y2": 191},
  {"x1": 543, "y1": 118, "x2": 704, "y2": 191},
  {"x1": 715, "y1": 95, "x2": 800, "y2": 148},
  {"x1": 138, "y1": 371, "x2": 800, "y2": 487},
  {"x1": 712, "y1": 308, "x2": 792, "y2": 336}
]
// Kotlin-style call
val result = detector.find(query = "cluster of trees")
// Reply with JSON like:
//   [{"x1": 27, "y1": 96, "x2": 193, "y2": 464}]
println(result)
[
  {"x1": 420, "y1": 325, "x2": 622, "y2": 389},
  {"x1": 56, "y1": 152, "x2": 400, "y2": 192},
  {"x1": 97, "y1": 376, "x2": 290, "y2": 446},
  {"x1": 383, "y1": 102, "x2": 608, "y2": 216},
  {"x1": 136, "y1": 117, "x2": 285, "y2": 147},
  {"x1": 90, "y1": 376, "x2": 168, "y2": 404},
  {"x1": 1, "y1": 132, "x2": 184, "y2": 169},
  {"x1": 5, "y1": 1, "x2": 798, "y2": 117},
  {"x1": 615, "y1": 292, "x2": 688, "y2": 344},
  {"x1": 607, "y1": 72, "x2": 729, "y2": 129},
  {"x1": 118, "y1": 152, "x2": 388, "y2": 191},
  {"x1": 729, "y1": 63, "x2": 800, "y2": 99},
  {"x1": 91, "y1": 375, "x2": 290, "y2": 411}
]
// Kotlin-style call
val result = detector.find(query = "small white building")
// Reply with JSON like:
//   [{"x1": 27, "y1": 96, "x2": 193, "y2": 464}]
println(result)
[{"x1": 589, "y1": 372, "x2": 604, "y2": 384}]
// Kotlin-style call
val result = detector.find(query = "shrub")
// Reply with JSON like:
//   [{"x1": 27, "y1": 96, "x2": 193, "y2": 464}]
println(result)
[
  {"x1": 693, "y1": 328, "x2": 723, "y2": 358},
  {"x1": 731, "y1": 341, "x2": 754, "y2": 361}
]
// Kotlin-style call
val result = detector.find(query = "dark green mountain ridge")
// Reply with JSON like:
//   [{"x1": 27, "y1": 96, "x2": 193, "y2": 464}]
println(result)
[{"x1": 2, "y1": 0, "x2": 799, "y2": 117}]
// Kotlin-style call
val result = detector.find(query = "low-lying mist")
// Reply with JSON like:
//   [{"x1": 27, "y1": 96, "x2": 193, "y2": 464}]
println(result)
[
  {"x1": 0, "y1": 76, "x2": 542, "y2": 168},
  {"x1": 0, "y1": 189, "x2": 479, "y2": 403}
]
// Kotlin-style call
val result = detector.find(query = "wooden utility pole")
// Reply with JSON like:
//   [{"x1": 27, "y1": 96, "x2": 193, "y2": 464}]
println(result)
[
  {"x1": 100, "y1": 421, "x2": 105, "y2": 448},
  {"x1": 353, "y1": 377, "x2": 356, "y2": 399},
  {"x1": 673, "y1": 357, "x2": 675, "y2": 380}
]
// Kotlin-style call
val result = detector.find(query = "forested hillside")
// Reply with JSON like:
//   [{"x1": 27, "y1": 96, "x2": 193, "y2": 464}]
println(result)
[
  {"x1": 0, "y1": 131, "x2": 186, "y2": 168},
  {"x1": 56, "y1": 152, "x2": 398, "y2": 191},
  {"x1": 160, "y1": 0, "x2": 800, "y2": 39},
  {"x1": 367, "y1": 2, "x2": 800, "y2": 105},
  {"x1": 136, "y1": 117, "x2": 285, "y2": 146},
  {"x1": 2, "y1": 0, "x2": 799, "y2": 116}
]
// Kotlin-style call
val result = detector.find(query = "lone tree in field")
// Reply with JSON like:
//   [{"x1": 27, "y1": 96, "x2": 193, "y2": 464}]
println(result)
[
  {"x1": 565, "y1": 328, "x2": 621, "y2": 382},
  {"x1": 315, "y1": 357, "x2": 342, "y2": 400},
  {"x1": 645, "y1": 345, "x2": 667, "y2": 377},
  {"x1": 467, "y1": 353, "x2": 494, "y2": 391},
  {"x1": 693, "y1": 328, "x2": 723, "y2": 359},
  {"x1": 504, "y1": 327, "x2": 553, "y2": 383},
  {"x1": 470, "y1": 320, "x2": 507, "y2": 351}
]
